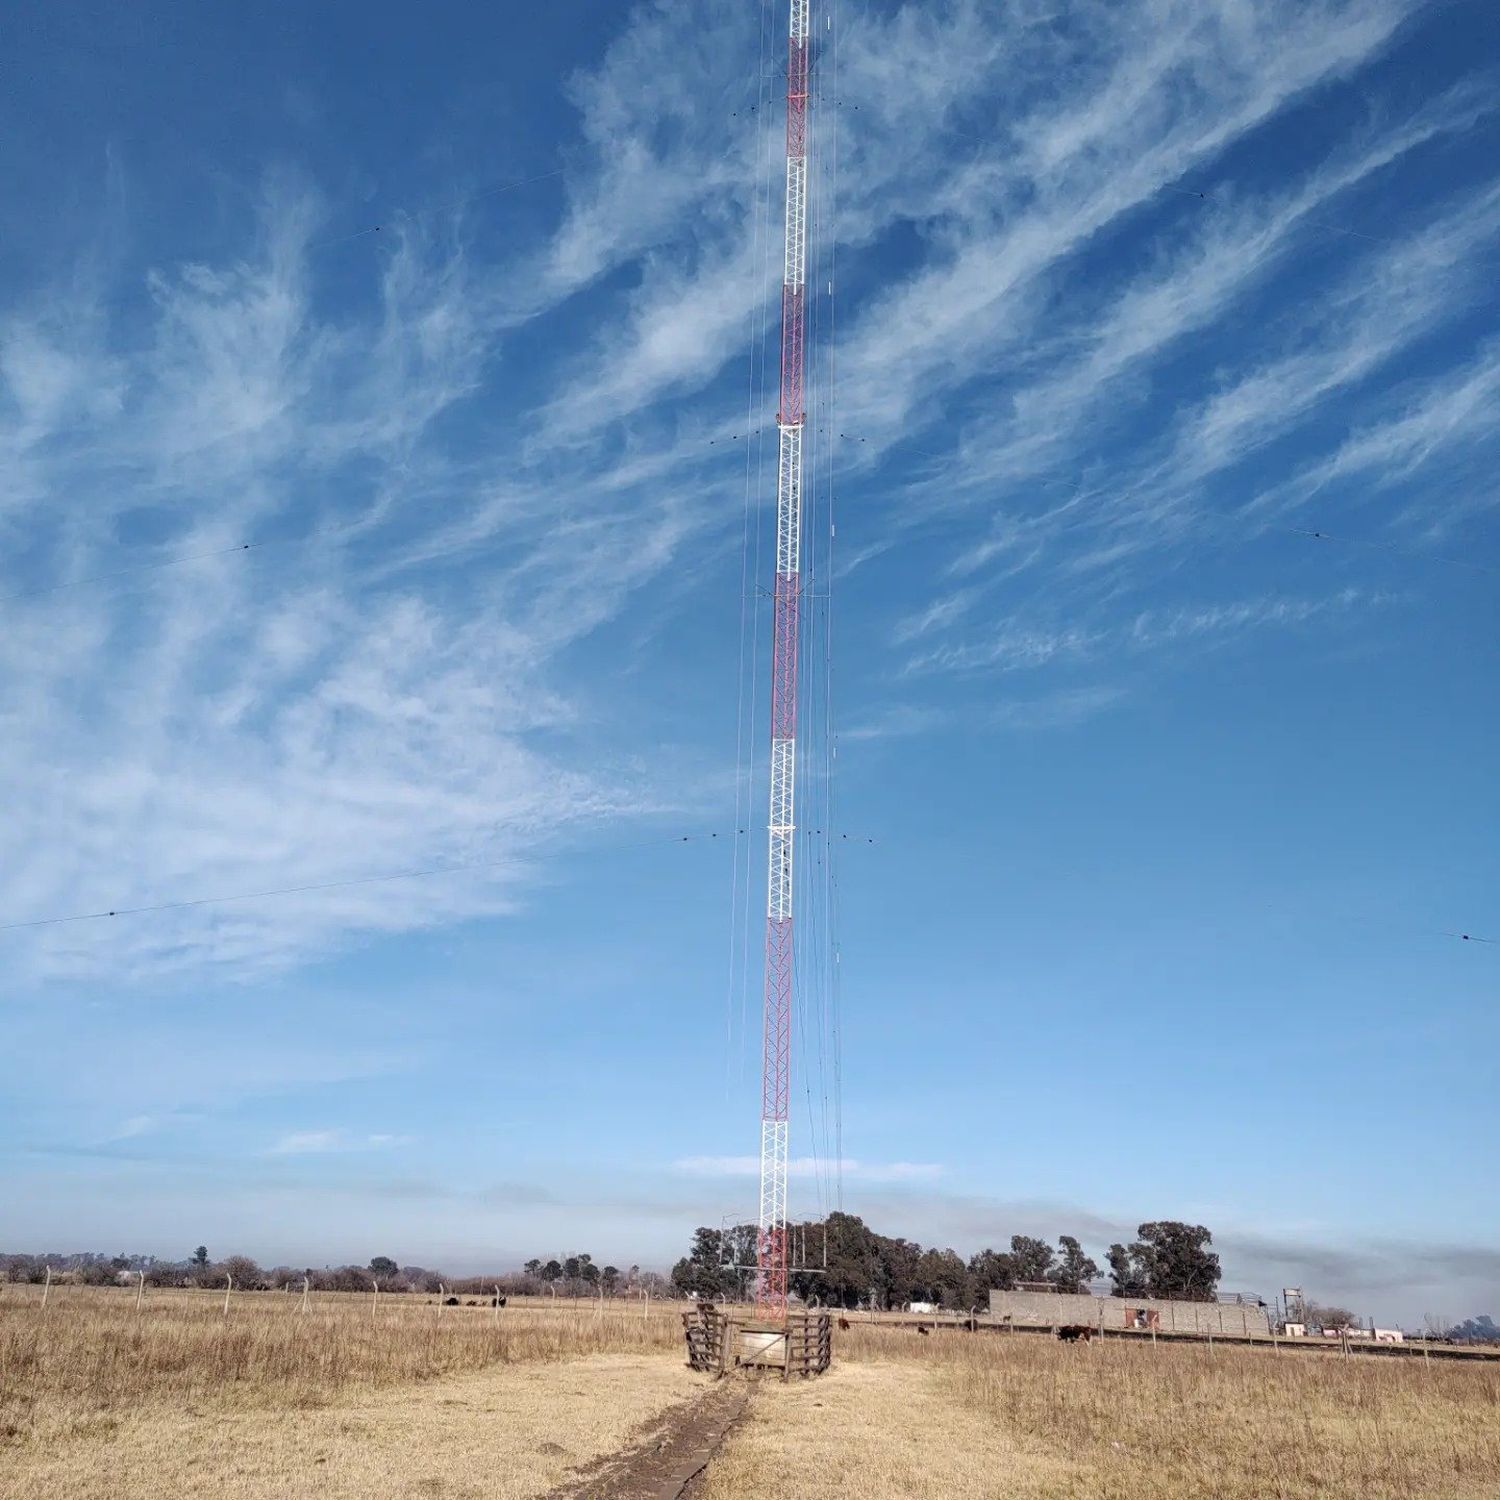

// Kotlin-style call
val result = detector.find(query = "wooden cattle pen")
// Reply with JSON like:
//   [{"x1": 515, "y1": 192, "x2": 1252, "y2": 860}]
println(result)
[{"x1": 683, "y1": 1304, "x2": 832, "y2": 1380}]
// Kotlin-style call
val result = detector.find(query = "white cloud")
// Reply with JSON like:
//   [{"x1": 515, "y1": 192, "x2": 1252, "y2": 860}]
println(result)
[
  {"x1": 0, "y1": 175, "x2": 680, "y2": 983},
  {"x1": 269, "y1": 1130, "x2": 411, "y2": 1156},
  {"x1": 1, "y1": 0, "x2": 1489, "y2": 989},
  {"x1": 907, "y1": 590, "x2": 1392, "y2": 676}
]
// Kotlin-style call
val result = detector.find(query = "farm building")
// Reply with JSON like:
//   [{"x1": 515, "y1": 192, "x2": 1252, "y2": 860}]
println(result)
[{"x1": 988, "y1": 1288, "x2": 1272, "y2": 1337}]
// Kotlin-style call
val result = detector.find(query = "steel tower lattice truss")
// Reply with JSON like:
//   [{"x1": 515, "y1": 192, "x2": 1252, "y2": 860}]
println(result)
[{"x1": 757, "y1": 0, "x2": 810, "y2": 1319}]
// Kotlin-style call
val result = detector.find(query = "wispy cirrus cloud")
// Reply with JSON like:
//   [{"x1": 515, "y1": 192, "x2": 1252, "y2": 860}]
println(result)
[
  {"x1": 906, "y1": 588, "x2": 1393, "y2": 676},
  {"x1": 268, "y1": 1130, "x2": 412, "y2": 1156},
  {"x1": 3, "y1": 0, "x2": 1493, "y2": 992},
  {"x1": 843, "y1": 685, "x2": 1128, "y2": 742}
]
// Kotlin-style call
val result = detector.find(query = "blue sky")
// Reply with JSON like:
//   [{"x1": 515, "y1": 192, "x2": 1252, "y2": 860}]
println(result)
[{"x1": 2, "y1": 0, "x2": 1496, "y2": 1325}]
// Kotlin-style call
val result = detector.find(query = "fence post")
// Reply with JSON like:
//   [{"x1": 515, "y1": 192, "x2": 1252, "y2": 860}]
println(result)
[
  {"x1": 223, "y1": 1275, "x2": 233, "y2": 1317},
  {"x1": 644, "y1": 1289, "x2": 650, "y2": 1323},
  {"x1": 41, "y1": 1265, "x2": 52, "y2": 1310},
  {"x1": 300, "y1": 1276, "x2": 310, "y2": 1315},
  {"x1": 438, "y1": 1283, "x2": 446, "y2": 1316},
  {"x1": 136, "y1": 1270, "x2": 146, "y2": 1313},
  {"x1": 371, "y1": 1278, "x2": 380, "y2": 1318}
]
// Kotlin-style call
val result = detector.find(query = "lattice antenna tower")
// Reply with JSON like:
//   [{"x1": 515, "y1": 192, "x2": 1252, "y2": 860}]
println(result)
[{"x1": 756, "y1": 0, "x2": 811, "y2": 1318}]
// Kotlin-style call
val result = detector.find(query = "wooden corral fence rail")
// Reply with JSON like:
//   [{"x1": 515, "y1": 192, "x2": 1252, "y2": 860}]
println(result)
[
  {"x1": 785, "y1": 1310, "x2": 832, "y2": 1379},
  {"x1": 682, "y1": 1305, "x2": 833, "y2": 1380},
  {"x1": 683, "y1": 1304, "x2": 733, "y2": 1374}
]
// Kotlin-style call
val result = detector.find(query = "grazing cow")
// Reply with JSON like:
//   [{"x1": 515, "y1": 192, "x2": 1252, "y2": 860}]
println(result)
[
  {"x1": 491, "y1": 1296, "x2": 507, "y2": 1308},
  {"x1": 917, "y1": 1324, "x2": 930, "y2": 1337},
  {"x1": 838, "y1": 1316, "x2": 850, "y2": 1332},
  {"x1": 443, "y1": 1296, "x2": 459, "y2": 1306},
  {"x1": 1056, "y1": 1325, "x2": 1095, "y2": 1344}
]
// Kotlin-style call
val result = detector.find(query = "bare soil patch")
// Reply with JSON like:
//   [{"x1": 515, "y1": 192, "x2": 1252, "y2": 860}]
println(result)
[{"x1": 548, "y1": 1375, "x2": 748, "y2": 1500}]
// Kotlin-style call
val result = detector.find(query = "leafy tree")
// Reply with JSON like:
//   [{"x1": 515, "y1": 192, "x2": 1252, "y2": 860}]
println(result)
[
  {"x1": 563, "y1": 1256, "x2": 581, "y2": 1282},
  {"x1": 670, "y1": 1227, "x2": 737, "y2": 1299},
  {"x1": 1108, "y1": 1223, "x2": 1219, "y2": 1301},
  {"x1": 541, "y1": 1260, "x2": 562, "y2": 1283},
  {"x1": 1133, "y1": 1222, "x2": 1220, "y2": 1302},
  {"x1": 523, "y1": 1259, "x2": 541, "y2": 1277},
  {"x1": 795, "y1": 1212, "x2": 881, "y2": 1309},
  {"x1": 602, "y1": 1265, "x2": 620, "y2": 1292},
  {"x1": 914, "y1": 1247, "x2": 971, "y2": 1308},
  {"x1": 967, "y1": 1248, "x2": 1016, "y2": 1302},
  {"x1": 192, "y1": 1246, "x2": 209, "y2": 1267},
  {"x1": 1106, "y1": 1242, "x2": 1150, "y2": 1297},
  {"x1": 1050, "y1": 1236, "x2": 1100, "y2": 1294},
  {"x1": 1008, "y1": 1235, "x2": 1056, "y2": 1284},
  {"x1": 368, "y1": 1256, "x2": 399, "y2": 1278},
  {"x1": 725, "y1": 1223, "x2": 757, "y2": 1273}
]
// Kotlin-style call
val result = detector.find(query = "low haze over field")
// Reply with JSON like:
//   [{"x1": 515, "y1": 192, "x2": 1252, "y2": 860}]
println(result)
[{"x1": 1, "y1": 0, "x2": 1495, "y2": 1327}]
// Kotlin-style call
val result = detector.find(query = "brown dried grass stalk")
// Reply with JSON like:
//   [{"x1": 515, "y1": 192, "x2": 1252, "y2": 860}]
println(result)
[
  {"x1": 849, "y1": 1323, "x2": 1500, "y2": 1499},
  {"x1": 0, "y1": 1286, "x2": 682, "y2": 1448}
]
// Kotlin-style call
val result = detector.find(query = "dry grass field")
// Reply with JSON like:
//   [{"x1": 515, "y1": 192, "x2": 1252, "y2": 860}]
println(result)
[
  {"x1": 0, "y1": 1285, "x2": 691, "y2": 1499},
  {"x1": 4, "y1": 1287, "x2": 1498, "y2": 1498},
  {"x1": 704, "y1": 1323, "x2": 1500, "y2": 1500}
]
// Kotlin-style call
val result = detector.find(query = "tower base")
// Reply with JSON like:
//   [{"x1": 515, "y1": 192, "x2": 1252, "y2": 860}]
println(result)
[{"x1": 683, "y1": 1304, "x2": 832, "y2": 1380}]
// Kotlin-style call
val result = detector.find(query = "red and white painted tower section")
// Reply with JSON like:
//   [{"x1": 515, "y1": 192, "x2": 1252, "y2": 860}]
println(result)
[{"x1": 757, "y1": 0, "x2": 810, "y2": 1318}]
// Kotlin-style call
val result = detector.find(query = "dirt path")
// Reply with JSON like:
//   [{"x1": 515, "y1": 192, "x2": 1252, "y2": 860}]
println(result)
[{"x1": 547, "y1": 1377, "x2": 750, "y2": 1500}]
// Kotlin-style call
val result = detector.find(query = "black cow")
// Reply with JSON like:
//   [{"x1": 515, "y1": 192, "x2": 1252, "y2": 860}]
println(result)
[{"x1": 1056, "y1": 1325, "x2": 1095, "y2": 1343}]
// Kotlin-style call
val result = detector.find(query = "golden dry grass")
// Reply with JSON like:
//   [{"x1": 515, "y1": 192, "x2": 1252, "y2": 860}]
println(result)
[
  {"x1": 3, "y1": 1352, "x2": 696, "y2": 1500},
  {"x1": 700, "y1": 1351, "x2": 1062, "y2": 1499},
  {"x1": 10, "y1": 1290, "x2": 1499, "y2": 1499},
  {"x1": 0, "y1": 1285, "x2": 699, "y2": 1498},
  {"x1": 703, "y1": 1323, "x2": 1500, "y2": 1500}
]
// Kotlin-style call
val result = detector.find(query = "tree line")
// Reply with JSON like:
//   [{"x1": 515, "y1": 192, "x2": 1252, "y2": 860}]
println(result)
[
  {"x1": 670, "y1": 1212, "x2": 1223, "y2": 1309},
  {"x1": 0, "y1": 1248, "x2": 670, "y2": 1298}
]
